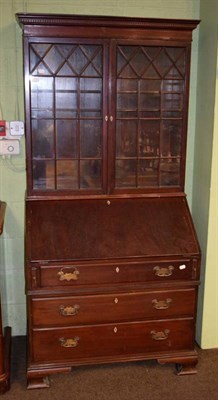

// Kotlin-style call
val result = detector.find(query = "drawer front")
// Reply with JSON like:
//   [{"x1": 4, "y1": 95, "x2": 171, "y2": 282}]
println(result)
[
  {"x1": 33, "y1": 259, "x2": 195, "y2": 288},
  {"x1": 31, "y1": 319, "x2": 195, "y2": 363},
  {"x1": 31, "y1": 288, "x2": 196, "y2": 326}
]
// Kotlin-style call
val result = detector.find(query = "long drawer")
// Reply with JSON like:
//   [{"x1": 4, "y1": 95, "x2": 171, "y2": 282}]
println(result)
[
  {"x1": 31, "y1": 318, "x2": 195, "y2": 363},
  {"x1": 31, "y1": 288, "x2": 196, "y2": 326},
  {"x1": 30, "y1": 259, "x2": 197, "y2": 288}
]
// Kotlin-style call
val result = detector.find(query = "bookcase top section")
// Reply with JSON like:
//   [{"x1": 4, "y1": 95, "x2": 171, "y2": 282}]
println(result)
[{"x1": 16, "y1": 13, "x2": 200, "y2": 40}]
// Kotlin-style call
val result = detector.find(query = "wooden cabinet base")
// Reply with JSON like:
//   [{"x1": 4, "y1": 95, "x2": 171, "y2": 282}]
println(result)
[
  {"x1": 27, "y1": 376, "x2": 51, "y2": 390},
  {"x1": 27, "y1": 366, "x2": 72, "y2": 390},
  {"x1": 158, "y1": 351, "x2": 198, "y2": 375},
  {"x1": 0, "y1": 327, "x2": 11, "y2": 395},
  {"x1": 26, "y1": 350, "x2": 198, "y2": 389}
]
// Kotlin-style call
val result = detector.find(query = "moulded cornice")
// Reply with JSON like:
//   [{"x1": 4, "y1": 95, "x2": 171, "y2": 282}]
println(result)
[{"x1": 16, "y1": 13, "x2": 200, "y2": 32}]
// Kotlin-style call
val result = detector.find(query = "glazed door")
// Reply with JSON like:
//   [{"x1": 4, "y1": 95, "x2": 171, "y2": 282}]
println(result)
[
  {"x1": 26, "y1": 38, "x2": 108, "y2": 195},
  {"x1": 108, "y1": 41, "x2": 190, "y2": 194},
  {"x1": 25, "y1": 37, "x2": 191, "y2": 196}
]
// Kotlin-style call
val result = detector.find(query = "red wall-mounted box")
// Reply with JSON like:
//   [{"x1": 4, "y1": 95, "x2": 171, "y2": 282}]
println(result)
[{"x1": 0, "y1": 121, "x2": 6, "y2": 137}]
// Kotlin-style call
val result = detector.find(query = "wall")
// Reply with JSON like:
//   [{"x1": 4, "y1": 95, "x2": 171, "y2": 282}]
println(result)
[
  {"x1": 193, "y1": 0, "x2": 218, "y2": 348},
  {"x1": 0, "y1": 0, "x2": 200, "y2": 336}
]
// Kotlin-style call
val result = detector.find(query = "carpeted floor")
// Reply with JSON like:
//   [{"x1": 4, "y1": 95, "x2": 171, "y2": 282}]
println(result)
[{"x1": 3, "y1": 337, "x2": 218, "y2": 400}]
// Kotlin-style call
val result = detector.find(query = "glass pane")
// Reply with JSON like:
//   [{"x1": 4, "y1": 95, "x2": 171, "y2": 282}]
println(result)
[
  {"x1": 138, "y1": 159, "x2": 159, "y2": 187},
  {"x1": 56, "y1": 120, "x2": 78, "y2": 158},
  {"x1": 56, "y1": 44, "x2": 75, "y2": 58},
  {"x1": 130, "y1": 50, "x2": 150, "y2": 76},
  {"x1": 68, "y1": 45, "x2": 102, "y2": 76},
  {"x1": 162, "y1": 111, "x2": 182, "y2": 118},
  {"x1": 80, "y1": 160, "x2": 101, "y2": 189},
  {"x1": 166, "y1": 48, "x2": 185, "y2": 76},
  {"x1": 80, "y1": 78, "x2": 102, "y2": 91},
  {"x1": 175, "y1": 52, "x2": 186, "y2": 76},
  {"x1": 82, "y1": 62, "x2": 100, "y2": 77},
  {"x1": 162, "y1": 80, "x2": 184, "y2": 92},
  {"x1": 115, "y1": 160, "x2": 136, "y2": 188},
  {"x1": 31, "y1": 77, "x2": 53, "y2": 118},
  {"x1": 117, "y1": 46, "x2": 152, "y2": 78},
  {"x1": 32, "y1": 62, "x2": 52, "y2": 76},
  {"x1": 116, "y1": 120, "x2": 137, "y2": 157},
  {"x1": 30, "y1": 43, "x2": 53, "y2": 75},
  {"x1": 143, "y1": 64, "x2": 160, "y2": 79},
  {"x1": 30, "y1": 48, "x2": 40, "y2": 73},
  {"x1": 43, "y1": 45, "x2": 64, "y2": 74},
  {"x1": 56, "y1": 77, "x2": 77, "y2": 118},
  {"x1": 143, "y1": 47, "x2": 161, "y2": 59},
  {"x1": 117, "y1": 47, "x2": 139, "y2": 78},
  {"x1": 162, "y1": 93, "x2": 183, "y2": 111},
  {"x1": 32, "y1": 120, "x2": 54, "y2": 158},
  {"x1": 162, "y1": 120, "x2": 182, "y2": 157},
  {"x1": 140, "y1": 110, "x2": 161, "y2": 118},
  {"x1": 167, "y1": 48, "x2": 184, "y2": 62},
  {"x1": 154, "y1": 49, "x2": 172, "y2": 77},
  {"x1": 160, "y1": 158, "x2": 180, "y2": 186},
  {"x1": 80, "y1": 92, "x2": 102, "y2": 111},
  {"x1": 139, "y1": 120, "x2": 160, "y2": 157},
  {"x1": 31, "y1": 43, "x2": 51, "y2": 59},
  {"x1": 80, "y1": 120, "x2": 102, "y2": 158},
  {"x1": 140, "y1": 80, "x2": 161, "y2": 91},
  {"x1": 117, "y1": 93, "x2": 137, "y2": 111},
  {"x1": 31, "y1": 77, "x2": 53, "y2": 91},
  {"x1": 80, "y1": 45, "x2": 102, "y2": 75},
  {"x1": 140, "y1": 93, "x2": 160, "y2": 111},
  {"x1": 165, "y1": 66, "x2": 182, "y2": 79},
  {"x1": 57, "y1": 64, "x2": 74, "y2": 76},
  {"x1": 56, "y1": 77, "x2": 77, "y2": 90},
  {"x1": 80, "y1": 110, "x2": 102, "y2": 118},
  {"x1": 117, "y1": 79, "x2": 138, "y2": 92},
  {"x1": 32, "y1": 160, "x2": 55, "y2": 190},
  {"x1": 57, "y1": 160, "x2": 78, "y2": 189},
  {"x1": 56, "y1": 91, "x2": 77, "y2": 118}
]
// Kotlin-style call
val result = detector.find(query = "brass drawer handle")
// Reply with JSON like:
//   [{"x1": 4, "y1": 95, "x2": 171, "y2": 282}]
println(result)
[
  {"x1": 59, "y1": 304, "x2": 80, "y2": 316},
  {"x1": 150, "y1": 329, "x2": 170, "y2": 341},
  {"x1": 58, "y1": 267, "x2": 79, "y2": 281},
  {"x1": 152, "y1": 298, "x2": 172, "y2": 310},
  {"x1": 59, "y1": 337, "x2": 80, "y2": 348},
  {"x1": 153, "y1": 265, "x2": 174, "y2": 277}
]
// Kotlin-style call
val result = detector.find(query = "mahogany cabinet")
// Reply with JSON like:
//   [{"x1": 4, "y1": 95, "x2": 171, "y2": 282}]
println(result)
[{"x1": 16, "y1": 13, "x2": 200, "y2": 389}]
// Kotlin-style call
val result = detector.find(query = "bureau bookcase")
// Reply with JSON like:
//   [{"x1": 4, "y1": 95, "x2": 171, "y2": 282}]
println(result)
[{"x1": 16, "y1": 14, "x2": 200, "y2": 389}]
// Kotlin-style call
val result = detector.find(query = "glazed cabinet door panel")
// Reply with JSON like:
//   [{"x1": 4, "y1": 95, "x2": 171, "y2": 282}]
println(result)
[
  {"x1": 25, "y1": 37, "x2": 191, "y2": 196},
  {"x1": 109, "y1": 42, "x2": 190, "y2": 194},
  {"x1": 26, "y1": 39, "x2": 108, "y2": 195}
]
